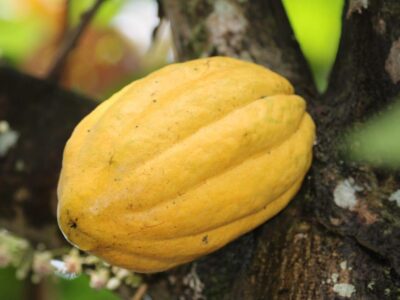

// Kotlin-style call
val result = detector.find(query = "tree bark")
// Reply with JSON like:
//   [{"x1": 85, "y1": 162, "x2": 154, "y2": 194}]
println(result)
[
  {"x1": 155, "y1": 0, "x2": 400, "y2": 299},
  {"x1": 314, "y1": 0, "x2": 400, "y2": 280}
]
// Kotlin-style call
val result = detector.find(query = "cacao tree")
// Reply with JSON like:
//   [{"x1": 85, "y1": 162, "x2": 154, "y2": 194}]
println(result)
[{"x1": 1, "y1": 0, "x2": 400, "y2": 299}]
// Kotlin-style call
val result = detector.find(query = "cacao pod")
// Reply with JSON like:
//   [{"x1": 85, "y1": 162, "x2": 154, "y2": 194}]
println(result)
[{"x1": 57, "y1": 56, "x2": 315, "y2": 273}]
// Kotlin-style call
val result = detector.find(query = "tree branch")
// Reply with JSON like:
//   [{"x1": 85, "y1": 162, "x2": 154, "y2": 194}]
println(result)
[
  {"x1": 312, "y1": 0, "x2": 400, "y2": 276},
  {"x1": 226, "y1": 201, "x2": 400, "y2": 299},
  {"x1": 47, "y1": 0, "x2": 106, "y2": 82},
  {"x1": 152, "y1": 1, "x2": 400, "y2": 299},
  {"x1": 56, "y1": 0, "x2": 72, "y2": 44},
  {"x1": 323, "y1": 0, "x2": 400, "y2": 123},
  {"x1": 2, "y1": 0, "x2": 400, "y2": 298}
]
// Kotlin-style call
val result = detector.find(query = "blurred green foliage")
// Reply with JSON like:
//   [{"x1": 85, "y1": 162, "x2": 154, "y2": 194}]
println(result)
[
  {"x1": 0, "y1": 267, "x2": 23, "y2": 299},
  {"x1": 0, "y1": 0, "x2": 344, "y2": 90},
  {"x1": 346, "y1": 100, "x2": 400, "y2": 168},
  {"x1": 283, "y1": 0, "x2": 343, "y2": 92},
  {"x1": 0, "y1": 266, "x2": 119, "y2": 300},
  {"x1": 69, "y1": 0, "x2": 124, "y2": 27},
  {"x1": 0, "y1": 0, "x2": 124, "y2": 64},
  {"x1": 0, "y1": 17, "x2": 45, "y2": 63},
  {"x1": 0, "y1": 0, "x2": 344, "y2": 91},
  {"x1": 55, "y1": 275, "x2": 120, "y2": 300}
]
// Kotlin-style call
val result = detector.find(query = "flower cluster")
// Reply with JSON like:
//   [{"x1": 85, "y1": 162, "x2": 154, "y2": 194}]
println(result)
[{"x1": 0, "y1": 230, "x2": 142, "y2": 291}]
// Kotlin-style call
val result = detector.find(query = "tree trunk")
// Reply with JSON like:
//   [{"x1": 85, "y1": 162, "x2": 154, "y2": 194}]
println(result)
[
  {"x1": 1, "y1": 0, "x2": 400, "y2": 299},
  {"x1": 156, "y1": 0, "x2": 400, "y2": 299}
]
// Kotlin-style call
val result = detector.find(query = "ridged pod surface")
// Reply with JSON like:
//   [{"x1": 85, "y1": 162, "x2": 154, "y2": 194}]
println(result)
[{"x1": 57, "y1": 57, "x2": 315, "y2": 273}]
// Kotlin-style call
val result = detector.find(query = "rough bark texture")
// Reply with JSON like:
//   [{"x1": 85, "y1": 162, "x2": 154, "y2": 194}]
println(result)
[
  {"x1": 155, "y1": 0, "x2": 400, "y2": 299},
  {"x1": 1, "y1": 0, "x2": 400, "y2": 299},
  {"x1": 314, "y1": 0, "x2": 400, "y2": 279}
]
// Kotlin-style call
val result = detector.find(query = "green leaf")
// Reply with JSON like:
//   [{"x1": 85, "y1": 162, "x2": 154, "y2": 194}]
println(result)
[
  {"x1": 283, "y1": 0, "x2": 344, "y2": 92},
  {"x1": 0, "y1": 18, "x2": 46, "y2": 63},
  {"x1": 346, "y1": 100, "x2": 400, "y2": 168},
  {"x1": 70, "y1": 0, "x2": 125, "y2": 28},
  {"x1": 0, "y1": 267, "x2": 24, "y2": 300},
  {"x1": 56, "y1": 274, "x2": 120, "y2": 300}
]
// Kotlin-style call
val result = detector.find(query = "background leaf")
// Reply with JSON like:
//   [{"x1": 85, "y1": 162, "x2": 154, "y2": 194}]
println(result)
[
  {"x1": 0, "y1": 18, "x2": 45, "y2": 63},
  {"x1": 283, "y1": 0, "x2": 343, "y2": 92},
  {"x1": 346, "y1": 99, "x2": 400, "y2": 168},
  {"x1": 69, "y1": 0, "x2": 124, "y2": 28}
]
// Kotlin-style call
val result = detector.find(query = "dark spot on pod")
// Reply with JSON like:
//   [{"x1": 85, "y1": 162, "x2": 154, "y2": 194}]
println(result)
[
  {"x1": 69, "y1": 218, "x2": 78, "y2": 229},
  {"x1": 202, "y1": 235, "x2": 208, "y2": 244}
]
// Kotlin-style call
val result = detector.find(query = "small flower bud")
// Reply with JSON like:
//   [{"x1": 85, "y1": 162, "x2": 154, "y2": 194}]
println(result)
[
  {"x1": 89, "y1": 269, "x2": 109, "y2": 290},
  {"x1": 106, "y1": 277, "x2": 121, "y2": 290},
  {"x1": 112, "y1": 267, "x2": 130, "y2": 279},
  {"x1": 63, "y1": 248, "x2": 82, "y2": 274},
  {"x1": 32, "y1": 251, "x2": 53, "y2": 277},
  {"x1": 0, "y1": 246, "x2": 11, "y2": 267}
]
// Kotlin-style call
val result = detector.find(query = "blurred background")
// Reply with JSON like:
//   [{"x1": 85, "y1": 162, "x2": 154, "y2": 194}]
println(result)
[
  {"x1": 0, "y1": 0, "x2": 343, "y2": 98},
  {"x1": 0, "y1": 0, "x2": 350, "y2": 299}
]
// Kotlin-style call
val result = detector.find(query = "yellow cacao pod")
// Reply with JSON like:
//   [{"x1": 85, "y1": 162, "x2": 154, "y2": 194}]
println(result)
[{"x1": 57, "y1": 57, "x2": 315, "y2": 273}]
